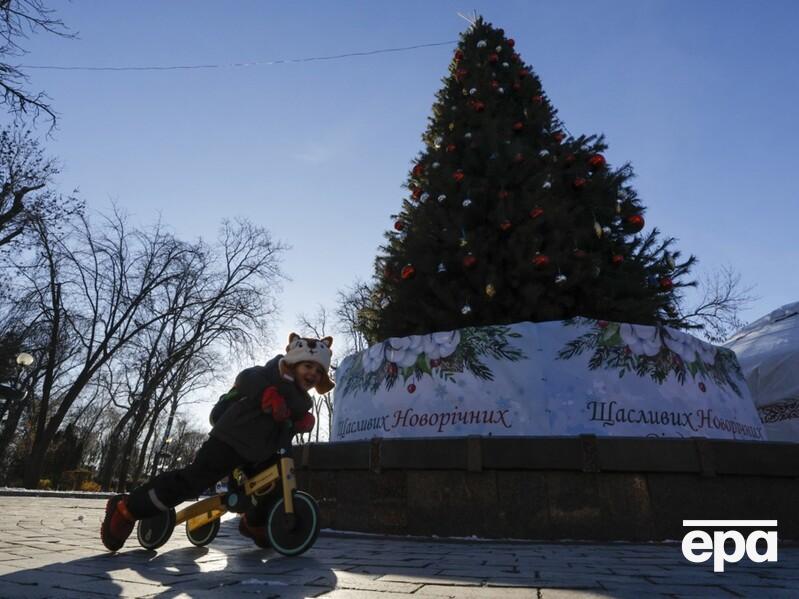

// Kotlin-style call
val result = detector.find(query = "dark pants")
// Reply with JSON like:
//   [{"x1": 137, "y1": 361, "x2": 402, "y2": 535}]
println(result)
[{"x1": 127, "y1": 435, "x2": 270, "y2": 526}]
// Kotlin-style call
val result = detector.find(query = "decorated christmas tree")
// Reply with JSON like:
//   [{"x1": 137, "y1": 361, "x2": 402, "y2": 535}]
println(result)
[{"x1": 362, "y1": 17, "x2": 696, "y2": 343}]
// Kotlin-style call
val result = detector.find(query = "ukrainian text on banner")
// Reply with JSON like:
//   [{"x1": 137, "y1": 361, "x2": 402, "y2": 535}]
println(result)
[{"x1": 332, "y1": 319, "x2": 765, "y2": 442}]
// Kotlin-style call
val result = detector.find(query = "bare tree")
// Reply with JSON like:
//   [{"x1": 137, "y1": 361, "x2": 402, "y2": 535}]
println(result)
[
  {"x1": 335, "y1": 279, "x2": 373, "y2": 353},
  {"x1": 680, "y1": 265, "x2": 757, "y2": 344},
  {"x1": 18, "y1": 209, "x2": 195, "y2": 488},
  {"x1": 101, "y1": 218, "x2": 286, "y2": 490},
  {"x1": 0, "y1": 0, "x2": 72, "y2": 128},
  {"x1": 0, "y1": 127, "x2": 83, "y2": 266}
]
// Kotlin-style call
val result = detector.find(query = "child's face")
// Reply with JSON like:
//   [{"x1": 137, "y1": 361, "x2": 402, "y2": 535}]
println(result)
[{"x1": 293, "y1": 361, "x2": 324, "y2": 392}]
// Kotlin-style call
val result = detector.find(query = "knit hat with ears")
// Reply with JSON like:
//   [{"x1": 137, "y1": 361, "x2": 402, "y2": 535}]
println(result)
[{"x1": 278, "y1": 333, "x2": 335, "y2": 394}]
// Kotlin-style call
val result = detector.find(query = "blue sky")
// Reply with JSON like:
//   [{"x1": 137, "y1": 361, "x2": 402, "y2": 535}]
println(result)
[{"x1": 15, "y1": 1, "x2": 799, "y2": 425}]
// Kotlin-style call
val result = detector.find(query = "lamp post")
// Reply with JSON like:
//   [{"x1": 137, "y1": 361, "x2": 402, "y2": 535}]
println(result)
[{"x1": 0, "y1": 352, "x2": 34, "y2": 414}]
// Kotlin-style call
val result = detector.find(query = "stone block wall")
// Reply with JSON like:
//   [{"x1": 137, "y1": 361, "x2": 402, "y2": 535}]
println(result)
[{"x1": 292, "y1": 436, "x2": 799, "y2": 541}]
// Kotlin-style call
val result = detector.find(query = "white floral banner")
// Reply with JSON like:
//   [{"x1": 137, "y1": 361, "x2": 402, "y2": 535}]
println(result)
[{"x1": 332, "y1": 319, "x2": 765, "y2": 442}]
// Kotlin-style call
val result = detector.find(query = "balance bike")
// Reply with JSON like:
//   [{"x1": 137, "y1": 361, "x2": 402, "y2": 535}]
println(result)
[{"x1": 135, "y1": 424, "x2": 320, "y2": 556}]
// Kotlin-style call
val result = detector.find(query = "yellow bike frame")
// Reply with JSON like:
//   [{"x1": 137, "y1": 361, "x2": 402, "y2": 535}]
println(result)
[{"x1": 176, "y1": 455, "x2": 297, "y2": 533}]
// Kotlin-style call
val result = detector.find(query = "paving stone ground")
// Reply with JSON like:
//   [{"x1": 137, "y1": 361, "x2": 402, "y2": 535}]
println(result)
[{"x1": 0, "y1": 496, "x2": 796, "y2": 598}]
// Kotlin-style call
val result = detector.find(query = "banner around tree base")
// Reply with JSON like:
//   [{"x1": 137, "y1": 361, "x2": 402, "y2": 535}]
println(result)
[{"x1": 332, "y1": 319, "x2": 766, "y2": 442}]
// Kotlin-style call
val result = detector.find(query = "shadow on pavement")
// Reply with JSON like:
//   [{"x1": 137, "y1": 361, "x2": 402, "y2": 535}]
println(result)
[{"x1": 0, "y1": 519, "x2": 337, "y2": 598}]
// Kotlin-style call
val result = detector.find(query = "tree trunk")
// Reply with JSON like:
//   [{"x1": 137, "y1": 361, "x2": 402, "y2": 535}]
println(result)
[
  {"x1": 131, "y1": 411, "x2": 159, "y2": 484},
  {"x1": 97, "y1": 403, "x2": 138, "y2": 490},
  {"x1": 115, "y1": 399, "x2": 150, "y2": 493}
]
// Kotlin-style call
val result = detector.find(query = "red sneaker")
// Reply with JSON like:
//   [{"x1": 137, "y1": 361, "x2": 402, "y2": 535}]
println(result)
[
  {"x1": 100, "y1": 495, "x2": 136, "y2": 551},
  {"x1": 238, "y1": 514, "x2": 271, "y2": 549}
]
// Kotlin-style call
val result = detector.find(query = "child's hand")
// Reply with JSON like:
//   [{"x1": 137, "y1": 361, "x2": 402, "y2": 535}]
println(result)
[
  {"x1": 294, "y1": 412, "x2": 315, "y2": 433},
  {"x1": 261, "y1": 386, "x2": 290, "y2": 422}
]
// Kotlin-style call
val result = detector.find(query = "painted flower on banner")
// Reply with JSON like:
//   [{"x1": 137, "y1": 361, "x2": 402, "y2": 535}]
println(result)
[
  {"x1": 341, "y1": 325, "x2": 526, "y2": 395},
  {"x1": 558, "y1": 318, "x2": 742, "y2": 396},
  {"x1": 619, "y1": 324, "x2": 662, "y2": 357},
  {"x1": 362, "y1": 343, "x2": 386, "y2": 373},
  {"x1": 422, "y1": 330, "x2": 461, "y2": 359},
  {"x1": 386, "y1": 335, "x2": 424, "y2": 368},
  {"x1": 663, "y1": 327, "x2": 717, "y2": 364}
]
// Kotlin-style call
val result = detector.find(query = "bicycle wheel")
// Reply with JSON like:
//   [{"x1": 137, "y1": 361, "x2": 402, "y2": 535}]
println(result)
[
  {"x1": 266, "y1": 491, "x2": 320, "y2": 557},
  {"x1": 136, "y1": 508, "x2": 176, "y2": 550},
  {"x1": 186, "y1": 518, "x2": 220, "y2": 547}
]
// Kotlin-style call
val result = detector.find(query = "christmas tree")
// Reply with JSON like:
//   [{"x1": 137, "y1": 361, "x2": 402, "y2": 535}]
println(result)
[{"x1": 364, "y1": 17, "x2": 695, "y2": 343}]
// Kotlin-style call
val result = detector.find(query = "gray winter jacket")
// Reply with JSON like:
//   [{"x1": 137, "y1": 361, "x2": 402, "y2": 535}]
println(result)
[{"x1": 210, "y1": 355, "x2": 312, "y2": 463}]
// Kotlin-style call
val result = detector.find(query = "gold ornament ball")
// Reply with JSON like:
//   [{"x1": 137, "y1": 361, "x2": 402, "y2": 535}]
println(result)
[{"x1": 485, "y1": 284, "x2": 496, "y2": 297}]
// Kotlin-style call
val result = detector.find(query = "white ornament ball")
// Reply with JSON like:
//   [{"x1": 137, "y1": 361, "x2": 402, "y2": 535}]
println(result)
[
  {"x1": 437, "y1": 263, "x2": 446, "y2": 273},
  {"x1": 539, "y1": 149, "x2": 550, "y2": 158},
  {"x1": 502, "y1": 62, "x2": 510, "y2": 68},
  {"x1": 498, "y1": 87, "x2": 504, "y2": 94},
  {"x1": 464, "y1": 132, "x2": 472, "y2": 139},
  {"x1": 542, "y1": 181, "x2": 552, "y2": 189},
  {"x1": 420, "y1": 192, "x2": 430, "y2": 202},
  {"x1": 495, "y1": 45, "x2": 502, "y2": 52},
  {"x1": 602, "y1": 226, "x2": 612, "y2": 236},
  {"x1": 477, "y1": 40, "x2": 487, "y2": 48},
  {"x1": 437, "y1": 194, "x2": 447, "y2": 203},
  {"x1": 432, "y1": 162, "x2": 440, "y2": 169},
  {"x1": 461, "y1": 304, "x2": 472, "y2": 315},
  {"x1": 469, "y1": 88, "x2": 477, "y2": 95},
  {"x1": 462, "y1": 198, "x2": 472, "y2": 207},
  {"x1": 555, "y1": 274, "x2": 568, "y2": 285}
]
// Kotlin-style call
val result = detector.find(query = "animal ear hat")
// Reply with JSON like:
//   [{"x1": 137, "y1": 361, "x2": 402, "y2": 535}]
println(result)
[{"x1": 279, "y1": 333, "x2": 334, "y2": 394}]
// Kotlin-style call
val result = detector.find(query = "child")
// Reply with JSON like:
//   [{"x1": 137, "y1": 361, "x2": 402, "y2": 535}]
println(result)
[{"x1": 100, "y1": 333, "x2": 334, "y2": 551}]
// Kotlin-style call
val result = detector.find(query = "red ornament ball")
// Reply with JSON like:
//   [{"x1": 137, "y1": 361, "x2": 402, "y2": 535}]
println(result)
[
  {"x1": 499, "y1": 220, "x2": 512, "y2": 231},
  {"x1": 698, "y1": 382, "x2": 706, "y2": 393},
  {"x1": 446, "y1": 143, "x2": 457, "y2": 153},
  {"x1": 532, "y1": 254, "x2": 550, "y2": 268},
  {"x1": 411, "y1": 187, "x2": 422, "y2": 200},
  {"x1": 588, "y1": 154, "x2": 606, "y2": 169},
  {"x1": 454, "y1": 49, "x2": 464, "y2": 62},
  {"x1": 412, "y1": 164, "x2": 424, "y2": 177},
  {"x1": 659, "y1": 277, "x2": 674, "y2": 290},
  {"x1": 463, "y1": 254, "x2": 477, "y2": 268},
  {"x1": 407, "y1": 383, "x2": 416, "y2": 394},
  {"x1": 430, "y1": 358, "x2": 441, "y2": 368},
  {"x1": 529, "y1": 207, "x2": 544, "y2": 219},
  {"x1": 553, "y1": 131, "x2": 565, "y2": 143},
  {"x1": 572, "y1": 177, "x2": 587, "y2": 190},
  {"x1": 611, "y1": 254, "x2": 624, "y2": 265},
  {"x1": 518, "y1": 68, "x2": 529, "y2": 78},
  {"x1": 453, "y1": 171, "x2": 465, "y2": 182},
  {"x1": 488, "y1": 53, "x2": 499, "y2": 63},
  {"x1": 507, "y1": 38, "x2": 516, "y2": 47},
  {"x1": 597, "y1": 320, "x2": 609, "y2": 328},
  {"x1": 512, "y1": 121, "x2": 524, "y2": 131},
  {"x1": 627, "y1": 214, "x2": 645, "y2": 232},
  {"x1": 471, "y1": 100, "x2": 486, "y2": 112},
  {"x1": 393, "y1": 220, "x2": 405, "y2": 231},
  {"x1": 532, "y1": 95, "x2": 544, "y2": 104},
  {"x1": 490, "y1": 79, "x2": 499, "y2": 89},
  {"x1": 456, "y1": 68, "x2": 468, "y2": 80},
  {"x1": 401, "y1": 264, "x2": 415, "y2": 279}
]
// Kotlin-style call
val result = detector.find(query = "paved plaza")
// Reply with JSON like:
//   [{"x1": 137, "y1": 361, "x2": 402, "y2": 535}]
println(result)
[{"x1": 0, "y1": 496, "x2": 796, "y2": 598}]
